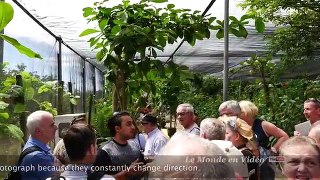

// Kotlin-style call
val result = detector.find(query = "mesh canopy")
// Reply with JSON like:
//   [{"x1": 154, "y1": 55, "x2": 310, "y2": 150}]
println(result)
[{"x1": 10, "y1": 0, "x2": 276, "y2": 77}]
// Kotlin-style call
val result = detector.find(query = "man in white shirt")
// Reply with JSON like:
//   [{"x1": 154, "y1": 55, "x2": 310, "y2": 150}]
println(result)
[
  {"x1": 295, "y1": 98, "x2": 320, "y2": 136},
  {"x1": 176, "y1": 103, "x2": 200, "y2": 135},
  {"x1": 141, "y1": 115, "x2": 168, "y2": 157},
  {"x1": 304, "y1": 98, "x2": 320, "y2": 127}
]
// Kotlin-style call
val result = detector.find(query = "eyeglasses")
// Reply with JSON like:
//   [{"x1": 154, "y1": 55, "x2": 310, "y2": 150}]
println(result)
[{"x1": 141, "y1": 122, "x2": 150, "y2": 125}]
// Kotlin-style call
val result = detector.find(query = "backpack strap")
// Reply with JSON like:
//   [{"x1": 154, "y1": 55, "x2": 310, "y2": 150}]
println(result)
[
  {"x1": 4, "y1": 146, "x2": 43, "y2": 180},
  {"x1": 17, "y1": 146, "x2": 43, "y2": 166}
]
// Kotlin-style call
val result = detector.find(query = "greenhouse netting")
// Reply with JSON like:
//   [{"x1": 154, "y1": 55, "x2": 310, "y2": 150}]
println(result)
[{"x1": 1, "y1": 0, "x2": 319, "y2": 116}]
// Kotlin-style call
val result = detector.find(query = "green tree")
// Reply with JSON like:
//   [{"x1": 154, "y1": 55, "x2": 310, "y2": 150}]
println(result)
[
  {"x1": 240, "y1": 0, "x2": 320, "y2": 67},
  {"x1": 0, "y1": 1, "x2": 43, "y2": 143},
  {"x1": 81, "y1": 0, "x2": 250, "y2": 112}
]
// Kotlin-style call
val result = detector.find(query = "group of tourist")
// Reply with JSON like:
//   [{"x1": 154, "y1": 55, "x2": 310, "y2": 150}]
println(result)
[{"x1": 7, "y1": 98, "x2": 320, "y2": 179}]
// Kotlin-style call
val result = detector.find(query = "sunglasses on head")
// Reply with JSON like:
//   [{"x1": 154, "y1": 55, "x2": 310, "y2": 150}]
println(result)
[{"x1": 227, "y1": 117, "x2": 238, "y2": 131}]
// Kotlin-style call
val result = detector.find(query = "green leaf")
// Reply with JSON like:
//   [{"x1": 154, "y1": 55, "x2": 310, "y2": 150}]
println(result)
[
  {"x1": 123, "y1": 0, "x2": 130, "y2": 8},
  {"x1": 79, "y1": 29, "x2": 100, "y2": 37},
  {"x1": 157, "y1": 35, "x2": 166, "y2": 47},
  {"x1": 240, "y1": 14, "x2": 252, "y2": 22},
  {"x1": 6, "y1": 124, "x2": 24, "y2": 143},
  {"x1": 0, "y1": 34, "x2": 42, "y2": 59},
  {"x1": 167, "y1": 4, "x2": 175, "y2": 9},
  {"x1": 0, "y1": 93, "x2": 10, "y2": 98},
  {"x1": 208, "y1": 17, "x2": 216, "y2": 24},
  {"x1": 0, "y1": 101, "x2": 9, "y2": 110},
  {"x1": 70, "y1": 98, "x2": 78, "y2": 105},
  {"x1": 0, "y1": 2, "x2": 14, "y2": 31},
  {"x1": 210, "y1": 25, "x2": 221, "y2": 30},
  {"x1": 216, "y1": 29, "x2": 224, "y2": 39},
  {"x1": 38, "y1": 85, "x2": 50, "y2": 94},
  {"x1": 0, "y1": 112, "x2": 9, "y2": 119},
  {"x1": 24, "y1": 87, "x2": 35, "y2": 100},
  {"x1": 83, "y1": 7, "x2": 94, "y2": 17},
  {"x1": 120, "y1": 12, "x2": 128, "y2": 23},
  {"x1": 216, "y1": 20, "x2": 224, "y2": 26},
  {"x1": 255, "y1": 17, "x2": 265, "y2": 33},
  {"x1": 238, "y1": 25, "x2": 248, "y2": 38},
  {"x1": 229, "y1": 16, "x2": 239, "y2": 23},
  {"x1": 99, "y1": 20, "x2": 108, "y2": 30},
  {"x1": 230, "y1": 28, "x2": 241, "y2": 37},
  {"x1": 14, "y1": 103, "x2": 26, "y2": 113},
  {"x1": 150, "y1": 0, "x2": 168, "y2": 3},
  {"x1": 111, "y1": 25, "x2": 121, "y2": 35},
  {"x1": 113, "y1": 19, "x2": 123, "y2": 25},
  {"x1": 20, "y1": 71, "x2": 31, "y2": 79}
]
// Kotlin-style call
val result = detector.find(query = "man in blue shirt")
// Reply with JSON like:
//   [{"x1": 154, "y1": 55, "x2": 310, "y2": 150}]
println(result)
[{"x1": 21, "y1": 110, "x2": 58, "y2": 179}]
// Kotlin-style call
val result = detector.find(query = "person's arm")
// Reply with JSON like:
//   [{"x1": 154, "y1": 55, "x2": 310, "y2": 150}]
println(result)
[{"x1": 262, "y1": 121, "x2": 289, "y2": 152}]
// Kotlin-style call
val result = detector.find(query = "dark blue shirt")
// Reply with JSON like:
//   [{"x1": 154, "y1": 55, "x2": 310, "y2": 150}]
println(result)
[{"x1": 20, "y1": 136, "x2": 55, "y2": 179}]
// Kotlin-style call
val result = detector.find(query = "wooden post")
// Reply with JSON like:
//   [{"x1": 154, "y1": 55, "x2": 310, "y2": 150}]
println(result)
[
  {"x1": 68, "y1": 82, "x2": 74, "y2": 113},
  {"x1": 16, "y1": 75, "x2": 28, "y2": 142}
]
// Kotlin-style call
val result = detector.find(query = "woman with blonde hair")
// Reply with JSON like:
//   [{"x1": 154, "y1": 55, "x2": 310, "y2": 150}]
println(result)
[
  {"x1": 223, "y1": 116, "x2": 259, "y2": 180},
  {"x1": 239, "y1": 100, "x2": 289, "y2": 180}
]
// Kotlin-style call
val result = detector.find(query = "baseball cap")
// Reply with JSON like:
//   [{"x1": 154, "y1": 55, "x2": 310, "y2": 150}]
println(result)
[{"x1": 142, "y1": 115, "x2": 157, "y2": 124}]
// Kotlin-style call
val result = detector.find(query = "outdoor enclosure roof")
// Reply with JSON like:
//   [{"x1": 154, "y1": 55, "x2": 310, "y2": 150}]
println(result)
[{"x1": 9, "y1": 0, "x2": 315, "y2": 79}]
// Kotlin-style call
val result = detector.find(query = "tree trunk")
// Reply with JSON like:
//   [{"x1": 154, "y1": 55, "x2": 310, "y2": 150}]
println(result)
[
  {"x1": 260, "y1": 66, "x2": 275, "y2": 121},
  {"x1": 112, "y1": 69, "x2": 127, "y2": 112}
]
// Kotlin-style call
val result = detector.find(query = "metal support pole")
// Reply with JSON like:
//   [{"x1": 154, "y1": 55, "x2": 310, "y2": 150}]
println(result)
[
  {"x1": 93, "y1": 68, "x2": 97, "y2": 96},
  {"x1": 57, "y1": 36, "x2": 63, "y2": 114},
  {"x1": 82, "y1": 60, "x2": 86, "y2": 112},
  {"x1": 0, "y1": 29, "x2": 3, "y2": 65},
  {"x1": 88, "y1": 94, "x2": 94, "y2": 126},
  {"x1": 223, "y1": 0, "x2": 229, "y2": 101}
]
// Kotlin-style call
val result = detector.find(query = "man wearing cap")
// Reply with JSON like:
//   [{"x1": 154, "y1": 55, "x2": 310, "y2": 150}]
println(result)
[
  {"x1": 141, "y1": 115, "x2": 168, "y2": 157},
  {"x1": 176, "y1": 103, "x2": 200, "y2": 135}
]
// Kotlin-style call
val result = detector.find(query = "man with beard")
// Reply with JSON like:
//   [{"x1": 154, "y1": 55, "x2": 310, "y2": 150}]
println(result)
[{"x1": 92, "y1": 111, "x2": 145, "y2": 180}]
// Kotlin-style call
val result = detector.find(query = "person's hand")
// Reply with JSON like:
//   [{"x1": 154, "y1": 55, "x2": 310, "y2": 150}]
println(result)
[
  {"x1": 127, "y1": 159, "x2": 146, "y2": 176},
  {"x1": 270, "y1": 147, "x2": 278, "y2": 155},
  {"x1": 294, "y1": 131, "x2": 301, "y2": 136}
]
